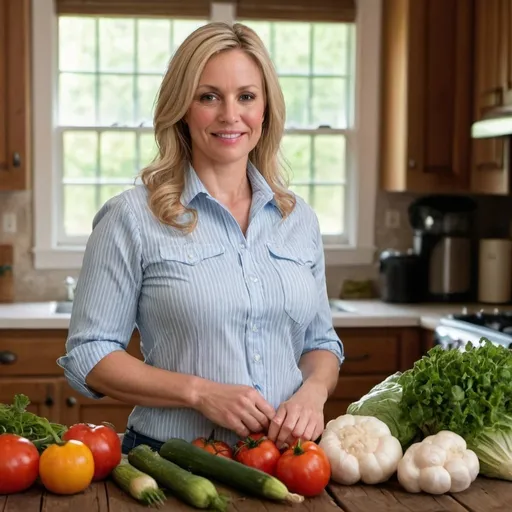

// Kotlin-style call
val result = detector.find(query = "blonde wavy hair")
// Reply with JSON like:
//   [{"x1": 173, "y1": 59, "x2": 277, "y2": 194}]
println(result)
[{"x1": 139, "y1": 21, "x2": 296, "y2": 232}]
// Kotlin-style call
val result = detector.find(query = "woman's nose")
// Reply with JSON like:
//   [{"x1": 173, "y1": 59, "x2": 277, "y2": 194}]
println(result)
[{"x1": 218, "y1": 99, "x2": 239, "y2": 124}]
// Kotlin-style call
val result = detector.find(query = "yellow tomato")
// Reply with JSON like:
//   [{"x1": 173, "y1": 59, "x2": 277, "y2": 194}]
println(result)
[{"x1": 39, "y1": 439, "x2": 95, "y2": 495}]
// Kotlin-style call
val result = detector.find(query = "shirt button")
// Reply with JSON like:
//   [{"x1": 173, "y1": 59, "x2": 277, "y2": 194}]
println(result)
[
  {"x1": 240, "y1": 243, "x2": 246, "y2": 250},
  {"x1": 249, "y1": 275, "x2": 258, "y2": 283},
  {"x1": 253, "y1": 353, "x2": 261, "y2": 362},
  {"x1": 251, "y1": 324, "x2": 259, "y2": 332}
]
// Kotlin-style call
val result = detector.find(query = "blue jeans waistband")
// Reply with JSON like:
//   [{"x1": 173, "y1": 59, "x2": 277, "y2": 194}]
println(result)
[{"x1": 121, "y1": 427, "x2": 165, "y2": 455}]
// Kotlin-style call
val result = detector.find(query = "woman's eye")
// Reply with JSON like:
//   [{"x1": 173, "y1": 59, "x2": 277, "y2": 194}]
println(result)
[
  {"x1": 200, "y1": 94, "x2": 217, "y2": 102},
  {"x1": 240, "y1": 94, "x2": 255, "y2": 101}
]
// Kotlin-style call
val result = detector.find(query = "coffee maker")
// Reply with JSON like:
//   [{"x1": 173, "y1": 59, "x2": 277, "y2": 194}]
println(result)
[{"x1": 408, "y1": 195, "x2": 477, "y2": 302}]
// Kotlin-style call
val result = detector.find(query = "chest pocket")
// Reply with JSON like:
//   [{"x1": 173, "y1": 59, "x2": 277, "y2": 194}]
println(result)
[
  {"x1": 157, "y1": 242, "x2": 226, "y2": 284},
  {"x1": 266, "y1": 242, "x2": 318, "y2": 326},
  {"x1": 159, "y1": 242, "x2": 225, "y2": 266}
]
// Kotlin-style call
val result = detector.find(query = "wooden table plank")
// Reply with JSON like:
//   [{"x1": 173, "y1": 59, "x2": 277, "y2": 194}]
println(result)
[
  {"x1": 449, "y1": 476, "x2": 512, "y2": 512},
  {"x1": 41, "y1": 482, "x2": 109, "y2": 512},
  {"x1": 327, "y1": 478, "x2": 469, "y2": 512},
  {"x1": 0, "y1": 485, "x2": 42, "y2": 512}
]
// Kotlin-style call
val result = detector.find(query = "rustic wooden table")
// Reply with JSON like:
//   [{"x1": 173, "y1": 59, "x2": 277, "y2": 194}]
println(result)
[{"x1": 1, "y1": 475, "x2": 509, "y2": 512}]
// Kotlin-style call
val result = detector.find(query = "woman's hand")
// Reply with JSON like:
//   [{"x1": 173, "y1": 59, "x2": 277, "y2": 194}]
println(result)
[
  {"x1": 266, "y1": 380, "x2": 328, "y2": 449},
  {"x1": 193, "y1": 381, "x2": 276, "y2": 438}
]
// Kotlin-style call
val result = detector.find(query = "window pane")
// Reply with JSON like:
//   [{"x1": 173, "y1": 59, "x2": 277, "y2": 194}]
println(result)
[
  {"x1": 59, "y1": 73, "x2": 96, "y2": 125},
  {"x1": 100, "y1": 185, "x2": 133, "y2": 204},
  {"x1": 314, "y1": 135, "x2": 345, "y2": 182},
  {"x1": 273, "y1": 23, "x2": 310, "y2": 74},
  {"x1": 100, "y1": 132, "x2": 137, "y2": 179},
  {"x1": 280, "y1": 77, "x2": 310, "y2": 128},
  {"x1": 312, "y1": 77, "x2": 347, "y2": 128},
  {"x1": 312, "y1": 185, "x2": 344, "y2": 235},
  {"x1": 99, "y1": 19, "x2": 135, "y2": 72},
  {"x1": 281, "y1": 135, "x2": 310, "y2": 182},
  {"x1": 99, "y1": 75, "x2": 135, "y2": 125},
  {"x1": 59, "y1": 17, "x2": 96, "y2": 72},
  {"x1": 137, "y1": 19, "x2": 171, "y2": 73},
  {"x1": 313, "y1": 24, "x2": 349, "y2": 75},
  {"x1": 290, "y1": 184, "x2": 310, "y2": 204},
  {"x1": 173, "y1": 20, "x2": 207, "y2": 49},
  {"x1": 137, "y1": 76, "x2": 161, "y2": 125},
  {"x1": 140, "y1": 134, "x2": 158, "y2": 167},
  {"x1": 63, "y1": 131, "x2": 98, "y2": 179},
  {"x1": 63, "y1": 185, "x2": 97, "y2": 236}
]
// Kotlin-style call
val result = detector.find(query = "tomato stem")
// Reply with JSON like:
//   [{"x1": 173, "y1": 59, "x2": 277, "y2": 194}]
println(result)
[{"x1": 293, "y1": 438, "x2": 304, "y2": 456}]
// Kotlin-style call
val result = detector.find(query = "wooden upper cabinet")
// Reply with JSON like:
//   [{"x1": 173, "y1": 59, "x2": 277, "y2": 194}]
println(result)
[
  {"x1": 0, "y1": 0, "x2": 31, "y2": 191},
  {"x1": 471, "y1": 0, "x2": 511, "y2": 195},
  {"x1": 380, "y1": 0, "x2": 473, "y2": 193}
]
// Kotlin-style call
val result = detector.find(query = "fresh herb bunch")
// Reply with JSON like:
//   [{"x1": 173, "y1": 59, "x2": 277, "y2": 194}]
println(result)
[
  {"x1": 399, "y1": 338, "x2": 512, "y2": 441},
  {"x1": 0, "y1": 394, "x2": 67, "y2": 451}
]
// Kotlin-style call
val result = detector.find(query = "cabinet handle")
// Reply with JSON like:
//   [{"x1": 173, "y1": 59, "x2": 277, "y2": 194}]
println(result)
[
  {"x1": 0, "y1": 351, "x2": 17, "y2": 365},
  {"x1": 408, "y1": 159, "x2": 416, "y2": 169},
  {"x1": 345, "y1": 354, "x2": 370, "y2": 362},
  {"x1": 66, "y1": 397, "x2": 77, "y2": 407},
  {"x1": 12, "y1": 152, "x2": 21, "y2": 168},
  {"x1": 483, "y1": 86, "x2": 504, "y2": 106},
  {"x1": 45, "y1": 396, "x2": 54, "y2": 407}
]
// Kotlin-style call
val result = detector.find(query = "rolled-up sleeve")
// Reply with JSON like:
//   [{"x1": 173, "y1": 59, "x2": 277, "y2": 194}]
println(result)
[
  {"x1": 57, "y1": 195, "x2": 142, "y2": 399},
  {"x1": 302, "y1": 214, "x2": 344, "y2": 365}
]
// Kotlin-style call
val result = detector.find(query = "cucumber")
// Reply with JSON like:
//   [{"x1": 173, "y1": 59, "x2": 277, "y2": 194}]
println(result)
[
  {"x1": 159, "y1": 438, "x2": 304, "y2": 504},
  {"x1": 111, "y1": 459, "x2": 166, "y2": 507},
  {"x1": 128, "y1": 444, "x2": 229, "y2": 511}
]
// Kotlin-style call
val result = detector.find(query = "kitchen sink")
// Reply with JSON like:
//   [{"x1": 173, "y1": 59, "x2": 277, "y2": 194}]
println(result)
[{"x1": 50, "y1": 301, "x2": 73, "y2": 314}]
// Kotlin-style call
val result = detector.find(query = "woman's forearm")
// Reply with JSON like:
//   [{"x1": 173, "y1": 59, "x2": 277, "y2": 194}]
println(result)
[
  {"x1": 85, "y1": 350, "x2": 203, "y2": 408},
  {"x1": 298, "y1": 349, "x2": 340, "y2": 399}
]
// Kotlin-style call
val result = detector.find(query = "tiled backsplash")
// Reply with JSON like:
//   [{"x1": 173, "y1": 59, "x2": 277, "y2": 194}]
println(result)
[{"x1": 2, "y1": 189, "x2": 512, "y2": 301}]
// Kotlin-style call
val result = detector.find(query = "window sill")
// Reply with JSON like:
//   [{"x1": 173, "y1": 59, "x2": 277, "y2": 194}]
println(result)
[{"x1": 33, "y1": 245, "x2": 376, "y2": 270}]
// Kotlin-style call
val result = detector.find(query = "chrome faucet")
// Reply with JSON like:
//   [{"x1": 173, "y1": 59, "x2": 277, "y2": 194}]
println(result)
[{"x1": 64, "y1": 276, "x2": 76, "y2": 302}]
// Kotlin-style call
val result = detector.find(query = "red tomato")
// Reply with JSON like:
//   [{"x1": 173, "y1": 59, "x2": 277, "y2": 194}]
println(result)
[
  {"x1": 234, "y1": 433, "x2": 281, "y2": 475},
  {"x1": 62, "y1": 422, "x2": 121, "y2": 481},
  {"x1": 192, "y1": 431, "x2": 233, "y2": 458},
  {"x1": 0, "y1": 433, "x2": 40, "y2": 494},
  {"x1": 275, "y1": 439, "x2": 331, "y2": 497}
]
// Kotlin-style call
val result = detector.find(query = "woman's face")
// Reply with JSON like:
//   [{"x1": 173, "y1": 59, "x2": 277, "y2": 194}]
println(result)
[{"x1": 185, "y1": 49, "x2": 266, "y2": 169}]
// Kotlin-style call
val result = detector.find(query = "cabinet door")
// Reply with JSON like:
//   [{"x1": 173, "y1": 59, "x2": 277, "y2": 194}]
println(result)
[
  {"x1": 0, "y1": 0, "x2": 31, "y2": 191},
  {"x1": 471, "y1": 0, "x2": 510, "y2": 194},
  {"x1": 381, "y1": 0, "x2": 472, "y2": 193},
  {"x1": 59, "y1": 380, "x2": 134, "y2": 433},
  {"x1": 0, "y1": 378, "x2": 61, "y2": 423}
]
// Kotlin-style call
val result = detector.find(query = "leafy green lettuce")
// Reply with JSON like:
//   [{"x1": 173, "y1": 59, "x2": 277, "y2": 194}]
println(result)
[
  {"x1": 398, "y1": 339, "x2": 512, "y2": 480},
  {"x1": 346, "y1": 372, "x2": 419, "y2": 447}
]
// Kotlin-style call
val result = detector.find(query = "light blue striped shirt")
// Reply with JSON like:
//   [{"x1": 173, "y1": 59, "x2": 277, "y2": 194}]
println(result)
[{"x1": 57, "y1": 162, "x2": 344, "y2": 446}]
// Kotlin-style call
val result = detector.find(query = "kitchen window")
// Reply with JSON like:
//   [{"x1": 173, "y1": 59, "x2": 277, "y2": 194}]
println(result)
[{"x1": 32, "y1": 0, "x2": 381, "y2": 269}]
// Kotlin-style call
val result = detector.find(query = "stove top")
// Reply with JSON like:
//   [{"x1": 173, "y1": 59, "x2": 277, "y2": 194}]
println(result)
[
  {"x1": 438, "y1": 307, "x2": 512, "y2": 348},
  {"x1": 448, "y1": 309, "x2": 512, "y2": 334}
]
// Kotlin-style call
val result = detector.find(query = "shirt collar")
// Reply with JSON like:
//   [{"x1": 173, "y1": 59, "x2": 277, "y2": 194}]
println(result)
[{"x1": 180, "y1": 161, "x2": 277, "y2": 207}]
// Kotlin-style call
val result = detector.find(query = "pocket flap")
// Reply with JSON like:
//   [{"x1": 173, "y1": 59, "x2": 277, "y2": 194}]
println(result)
[
  {"x1": 266, "y1": 242, "x2": 314, "y2": 265},
  {"x1": 160, "y1": 242, "x2": 225, "y2": 265}
]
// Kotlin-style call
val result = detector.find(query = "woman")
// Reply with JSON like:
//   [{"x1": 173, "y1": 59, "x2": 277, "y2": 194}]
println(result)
[{"x1": 57, "y1": 22, "x2": 344, "y2": 454}]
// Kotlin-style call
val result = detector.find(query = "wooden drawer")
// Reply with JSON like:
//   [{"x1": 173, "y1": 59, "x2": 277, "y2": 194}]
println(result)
[
  {"x1": 0, "y1": 330, "x2": 66, "y2": 376},
  {"x1": 324, "y1": 375, "x2": 386, "y2": 423},
  {"x1": 339, "y1": 335, "x2": 399, "y2": 374},
  {"x1": 330, "y1": 375, "x2": 387, "y2": 400}
]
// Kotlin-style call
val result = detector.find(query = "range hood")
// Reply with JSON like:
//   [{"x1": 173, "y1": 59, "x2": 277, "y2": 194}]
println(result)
[{"x1": 472, "y1": 107, "x2": 512, "y2": 138}]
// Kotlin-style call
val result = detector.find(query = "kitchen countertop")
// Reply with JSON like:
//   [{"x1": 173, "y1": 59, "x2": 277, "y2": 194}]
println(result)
[
  {"x1": 3, "y1": 475, "x2": 510, "y2": 512},
  {"x1": 0, "y1": 299, "x2": 511, "y2": 330}
]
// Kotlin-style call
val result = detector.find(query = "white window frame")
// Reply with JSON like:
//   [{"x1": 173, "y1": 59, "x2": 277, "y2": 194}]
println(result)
[{"x1": 32, "y1": 0, "x2": 381, "y2": 269}]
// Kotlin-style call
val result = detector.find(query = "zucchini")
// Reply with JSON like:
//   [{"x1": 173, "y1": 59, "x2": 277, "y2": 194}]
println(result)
[
  {"x1": 128, "y1": 444, "x2": 229, "y2": 511},
  {"x1": 159, "y1": 438, "x2": 304, "y2": 504},
  {"x1": 111, "y1": 459, "x2": 166, "y2": 507}
]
